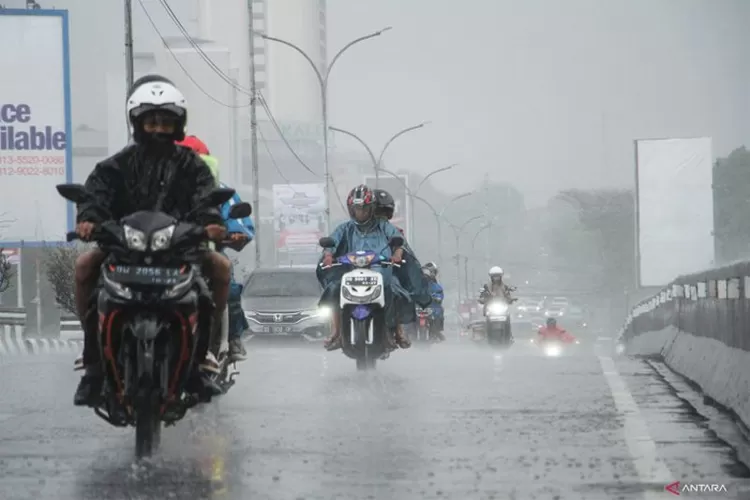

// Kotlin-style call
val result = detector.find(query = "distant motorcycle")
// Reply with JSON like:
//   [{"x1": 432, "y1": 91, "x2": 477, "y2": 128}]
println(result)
[
  {"x1": 414, "y1": 306, "x2": 433, "y2": 343},
  {"x1": 484, "y1": 297, "x2": 514, "y2": 346},
  {"x1": 319, "y1": 236, "x2": 404, "y2": 370},
  {"x1": 57, "y1": 182, "x2": 248, "y2": 459}
]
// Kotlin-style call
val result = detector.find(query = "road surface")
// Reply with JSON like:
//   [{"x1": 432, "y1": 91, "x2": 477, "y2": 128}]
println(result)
[{"x1": 0, "y1": 340, "x2": 748, "y2": 499}]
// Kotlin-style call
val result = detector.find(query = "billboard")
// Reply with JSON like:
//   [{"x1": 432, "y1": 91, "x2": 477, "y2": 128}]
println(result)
[
  {"x1": 363, "y1": 174, "x2": 411, "y2": 241},
  {"x1": 0, "y1": 10, "x2": 72, "y2": 246},
  {"x1": 635, "y1": 137, "x2": 714, "y2": 287},
  {"x1": 272, "y1": 183, "x2": 327, "y2": 265}
]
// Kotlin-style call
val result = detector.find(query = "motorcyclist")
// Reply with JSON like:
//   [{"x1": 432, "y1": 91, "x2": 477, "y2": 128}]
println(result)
[
  {"x1": 373, "y1": 188, "x2": 414, "y2": 338},
  {"x1": 537, "y1": 317, "x2": 576, "y2": 343},
  {"x1": 72, "y1": 75, "x2": 231, "y2": 406},
  {"x1": 175, "y1": 135, "x2": 255, "y2": 362},
  {"x1": 319, "y1": 185, "x2": 417, "y2": 351},
  {"x1": 478, "y1": 266, "x2": 516, "y2": 305},
  {"x1": 421, "y1": 263, "x2": 446, "y2": 342}
]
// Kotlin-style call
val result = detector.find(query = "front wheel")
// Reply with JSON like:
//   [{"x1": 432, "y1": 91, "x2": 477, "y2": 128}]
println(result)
[{"x1": 134, "y1": 395, "x2": 161, "y2": 459}]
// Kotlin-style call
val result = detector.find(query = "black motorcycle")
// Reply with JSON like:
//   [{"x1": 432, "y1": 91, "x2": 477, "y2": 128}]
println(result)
[{"x1": 57, "y1": 183, "x2": 249, "y2": 459}]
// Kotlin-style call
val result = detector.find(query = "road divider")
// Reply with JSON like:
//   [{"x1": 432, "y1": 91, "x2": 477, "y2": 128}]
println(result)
[{"x1": 618, "y1": 263, "x2": 750, "y2": 429}]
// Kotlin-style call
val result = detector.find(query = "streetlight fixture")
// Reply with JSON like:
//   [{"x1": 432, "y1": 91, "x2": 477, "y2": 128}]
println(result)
[
  {"x1": 260, "y1": 26, "x2": 392, "y2": 230},
  {"x1": 448, "y1": 215, "x2": 483, "y2": 306},
  {"x1": 328, "y1": 122, "x2": 429, "y2": 187}
]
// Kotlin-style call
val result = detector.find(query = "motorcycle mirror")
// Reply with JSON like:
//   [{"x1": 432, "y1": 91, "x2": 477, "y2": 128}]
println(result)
[
  {"x1": 319, "y1": 236, "x2": 336, "y2": 248},
  {"x1": 388, "y1": 235, "x2": 404, "y2": 247},
  {"x1": 228, "y1": 202, "x2": 251, "y2": 219},
  {"x1": 205, "y1": 187, "x2": 235, "y2": 207},
  {"x1": 56, "y1": 183, "x2": 90, "y2": 204}
]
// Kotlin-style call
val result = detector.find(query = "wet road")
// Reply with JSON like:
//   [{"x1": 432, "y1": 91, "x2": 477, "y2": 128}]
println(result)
[{"x1": 0, "y1": 340, "x2": 748, "y2": 500}]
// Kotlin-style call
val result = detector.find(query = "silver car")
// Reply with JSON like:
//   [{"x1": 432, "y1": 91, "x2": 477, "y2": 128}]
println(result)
[{"x1": 242, "y1": 268, "x2": 332, "y2": 342}]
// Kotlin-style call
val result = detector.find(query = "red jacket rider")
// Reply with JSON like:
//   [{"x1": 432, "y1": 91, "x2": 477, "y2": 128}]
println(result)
[{"x1": 537, "y1": 317, "x2": 576, "y2": 343}]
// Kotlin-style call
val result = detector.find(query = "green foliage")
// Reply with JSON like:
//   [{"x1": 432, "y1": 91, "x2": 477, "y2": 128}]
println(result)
[{"x1": 713, "y1": 146, "x2": 750, "y2": 263}]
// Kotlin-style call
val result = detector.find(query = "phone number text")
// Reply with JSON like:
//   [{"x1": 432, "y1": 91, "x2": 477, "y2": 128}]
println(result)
[
  {"x1": 0, "y1": 166, "x2": 65, "y2": 176},
  {"x1": 0, "y1": 155, "x2": 65, "y2": 165}
]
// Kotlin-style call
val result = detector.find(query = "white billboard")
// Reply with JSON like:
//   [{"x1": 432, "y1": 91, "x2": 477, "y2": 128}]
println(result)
[
  {"x1": 635, "y1": 137, "x2": 714, "y2": 287},
  {"x1": 0, "y1": 9, "x2": 72, "y2": 246}
]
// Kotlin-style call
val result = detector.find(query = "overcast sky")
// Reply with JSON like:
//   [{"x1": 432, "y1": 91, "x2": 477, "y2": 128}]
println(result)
[{"x1": 326, "y1": 0, "x2": 750, "y2": 205}]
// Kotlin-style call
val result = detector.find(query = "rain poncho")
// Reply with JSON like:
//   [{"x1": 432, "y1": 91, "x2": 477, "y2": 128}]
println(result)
[
  {"x1": 316, "y1": 218, "x2": 430, "y2": 327},
  {"x1": 428, "y1": 280, "x2": 444, "y2": 318}
]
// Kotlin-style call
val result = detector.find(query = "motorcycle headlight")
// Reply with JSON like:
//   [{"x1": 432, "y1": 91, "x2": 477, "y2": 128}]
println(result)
[
  {"x1": 317, "y1": 306, "x2": 332, "y2": 318},
  {"x1": 123, "y1": 225, "x2": 147, "y2": 251},
  {"x1": 151, "y1": 225, "x2": 175, "y2": 251},
  {"x1": 488, "y1": 303, "x2": 508, "y2": 315}
]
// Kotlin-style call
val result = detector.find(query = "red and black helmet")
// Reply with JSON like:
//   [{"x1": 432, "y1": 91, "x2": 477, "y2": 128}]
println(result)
[{"x1": 346, "y1": 184, "x2": 375, "y2": 220}]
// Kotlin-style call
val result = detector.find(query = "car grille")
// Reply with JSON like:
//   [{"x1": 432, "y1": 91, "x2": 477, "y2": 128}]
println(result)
[{"x1": 254, "y1": 311, "x2": 306, "y2": 324}]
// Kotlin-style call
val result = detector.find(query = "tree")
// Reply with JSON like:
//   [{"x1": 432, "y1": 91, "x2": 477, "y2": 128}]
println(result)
[
  {"x1": 713, "y1": 146, "x2": 750, "y2": 263},
  {"x1": 44, "y1": 245, "x2": 83, "y2": 317},
  {"x1": 0, "y1": 249, "x2": 14, "y2": 293},
  {"x1": 549, "y1": 188, "x2": 636, "y2": 292}
]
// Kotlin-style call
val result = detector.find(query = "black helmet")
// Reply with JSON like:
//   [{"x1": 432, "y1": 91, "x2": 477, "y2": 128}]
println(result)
[
  {"x1": 546, "y1": 317, "x2": 557, "y2": 327},
  {"x1": 374, "y1": 189, "x2": 395, "y2": 220}
]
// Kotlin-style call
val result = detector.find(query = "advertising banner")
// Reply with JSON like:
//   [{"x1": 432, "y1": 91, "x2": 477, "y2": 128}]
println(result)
[
  {"x1": 363, "y1": 174, "x2": 411, "y2": 241},
  {"x1": 273, "y1": 184, "x2": 327, "y2": 264},
  {"x1": 634, "y1": 137, "x2": 714, "y2": 287},
  {"x1": 0, "y1": 10, "x2": 72, "y2": 245}
]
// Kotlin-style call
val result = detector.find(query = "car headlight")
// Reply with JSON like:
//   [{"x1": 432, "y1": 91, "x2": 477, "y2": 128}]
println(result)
[
  {"x1": 317, "y1": 306, "x2": 332, "y2": 318},
  {"x1": 123, "y1": 225, "x2": 147, "y2": 251},
  {"x1": 151, "y1": 225, "x2": 175, "y2": 251},
  {"x1": 488, "y1": 303, "x2": 508, "y2": 315}
]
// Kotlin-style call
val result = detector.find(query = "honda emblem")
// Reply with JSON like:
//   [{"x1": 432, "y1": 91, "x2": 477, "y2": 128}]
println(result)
[{"x1": 273, "y1": 314, "x2": 283, "y2": 323}]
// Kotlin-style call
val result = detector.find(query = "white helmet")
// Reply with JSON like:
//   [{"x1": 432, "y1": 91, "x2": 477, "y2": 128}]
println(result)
[
  {"x1": 489, "y1": 266, "x2": 503, "y2": 277},
  {"x1": 126, "y1": 75, "x2": 187, "y2": 141}
]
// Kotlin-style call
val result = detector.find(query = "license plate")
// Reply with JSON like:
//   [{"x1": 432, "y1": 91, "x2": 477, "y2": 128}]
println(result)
[
  {"x1": 109, "y1": 265, "x2": 185, "y2": 286},
  {"x1": 346, "y1": 276, "x2": 378, "y2": 286},
  {"x1": 261, "y1": 325, "x2": 292, "y2": 334}
]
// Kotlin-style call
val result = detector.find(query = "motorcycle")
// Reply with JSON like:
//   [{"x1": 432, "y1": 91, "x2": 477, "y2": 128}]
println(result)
[
  {"x1": 414, "y1": 306, "x2": 433, "y2": 343},
  {"x1": 536, "y1": 337, "x2": 579, "y2": 357},
  {"x1": 318, "y1": 236, "x2": 404, "y2": 370},
  {"x1": 208, "y1": 229, "x2": 254, "y2": 395},
  {"x1": 484, "y1": 297, "x2": 514, "y2": 346},
  {"x1": 57, "y1": 183, "x2": 248, "y2": 459}
]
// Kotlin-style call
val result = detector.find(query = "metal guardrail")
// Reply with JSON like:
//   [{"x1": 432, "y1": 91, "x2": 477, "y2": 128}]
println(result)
[{"x1": 618, "y1": 263, "x2": 750, "y2": 351}]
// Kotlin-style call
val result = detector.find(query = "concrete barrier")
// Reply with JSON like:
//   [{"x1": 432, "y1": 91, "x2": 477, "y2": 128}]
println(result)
[
  {"x1": 0, "y1": 307, "x2": 82, "y2": 356},
  {"x1": 618, "y1": 263, "x2": 750, "y2": 428}
]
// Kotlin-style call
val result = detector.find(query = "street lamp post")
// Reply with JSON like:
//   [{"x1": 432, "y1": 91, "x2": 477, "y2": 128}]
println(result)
[
  {"x1": 360, "y1": 163, "x2": 456, "y2": 244},
  {"x1": 260, "y1": 27, "x2": 392, "y2": 231},
  {"x1": 328, "y1": 122, "x2": 429, "y2": 188},
  {"x1": 449, "y1": 215, "x2": 483, "y2": 306}
]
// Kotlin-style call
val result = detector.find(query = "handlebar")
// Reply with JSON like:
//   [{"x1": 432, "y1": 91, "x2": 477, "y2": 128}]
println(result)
[{"x1": 319, "y1": 259, "x2": 405, "y2": 271}]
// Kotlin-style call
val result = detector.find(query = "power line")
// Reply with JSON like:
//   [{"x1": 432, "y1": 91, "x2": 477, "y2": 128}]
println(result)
[
  {"x1": 138, "y1": 0, "x2": 252, "y2": 108},
  {"x1": 153, "y1": 0, "x2": 348, "y2": 216}
]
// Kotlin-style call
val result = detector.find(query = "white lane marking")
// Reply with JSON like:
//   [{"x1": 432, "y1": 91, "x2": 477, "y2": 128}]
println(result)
[
  {"x1": 493, "y1": 353, "x2": 503, "y2": 382},
  {"x1": 599, "y1": 355, "x2": 672, "y2": 498}
]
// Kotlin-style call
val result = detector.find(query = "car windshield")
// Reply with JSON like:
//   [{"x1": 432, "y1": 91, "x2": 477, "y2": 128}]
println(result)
[{"x1": 243, "y1": 271, "x2": 321, "y2": 297}]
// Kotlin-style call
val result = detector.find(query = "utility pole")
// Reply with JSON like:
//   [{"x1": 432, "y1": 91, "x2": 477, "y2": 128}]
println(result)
[
  {"x1": 483, "y1": 172, "x2": 490, "y2": 269},
  {"x1": 124, "y1": 0, "x2": 134, "y2": 92},
  {"x1": 247, "y1": 0, "x2": 261, "y2": 267},
  {"x1": 464, "y1": 256, "x2": 469, "y2": 299}
]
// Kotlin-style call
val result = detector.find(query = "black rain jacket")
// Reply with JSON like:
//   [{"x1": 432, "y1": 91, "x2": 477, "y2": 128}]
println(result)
[{"x1": 76, "y1": 144, "x2": 223, "y2": 227}]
